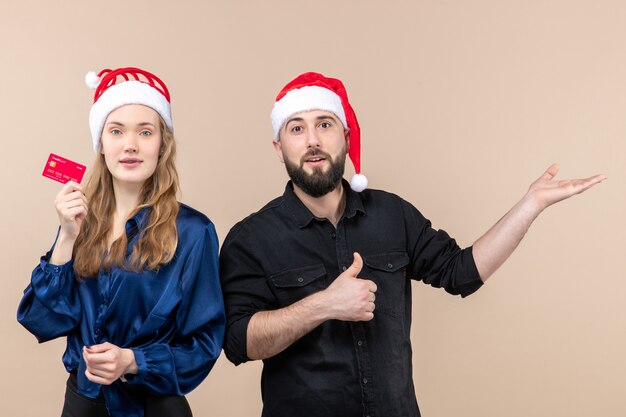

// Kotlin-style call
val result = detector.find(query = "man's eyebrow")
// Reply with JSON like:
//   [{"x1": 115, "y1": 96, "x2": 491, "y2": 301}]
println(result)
[
  {"x1": 315, "y1": 115, "x2": 337, "y2": 122},
  {"x1": 284, "y1": 114, "x2": 338, "y2": 126},
  {"x1": 285, "y1": 117, "x2": 304, "y2": 126}
]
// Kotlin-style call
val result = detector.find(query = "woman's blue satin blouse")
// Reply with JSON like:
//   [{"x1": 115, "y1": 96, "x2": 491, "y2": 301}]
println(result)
[{"x1": 17, "y1": 203, "x2": 226, "y2": 417}]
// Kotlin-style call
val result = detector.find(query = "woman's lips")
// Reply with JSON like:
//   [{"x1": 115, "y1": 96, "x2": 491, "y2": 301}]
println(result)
[{"x1": 119, "y1": 158, "x2": 142, "y2": 168}]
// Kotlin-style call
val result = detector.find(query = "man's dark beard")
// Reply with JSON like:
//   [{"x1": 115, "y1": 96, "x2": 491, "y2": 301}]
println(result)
[{"x1": 284, "y1": 148, "x2": 346, "y2": 198}]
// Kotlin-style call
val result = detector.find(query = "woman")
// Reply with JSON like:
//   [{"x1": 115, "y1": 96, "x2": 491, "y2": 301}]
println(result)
[{"x1": 17, "y1": 67, "x2": 225, "y2": 417}]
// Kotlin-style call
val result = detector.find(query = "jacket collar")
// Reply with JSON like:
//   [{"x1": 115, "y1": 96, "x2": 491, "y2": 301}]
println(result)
[{"x1": 283, "y1": 179, "x2": 366, "y2": 228}]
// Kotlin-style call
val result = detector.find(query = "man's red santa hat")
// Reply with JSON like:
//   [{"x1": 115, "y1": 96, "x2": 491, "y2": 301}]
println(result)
[{"x1": 270, "y1": 72, "x2": 368, "y2": 192}]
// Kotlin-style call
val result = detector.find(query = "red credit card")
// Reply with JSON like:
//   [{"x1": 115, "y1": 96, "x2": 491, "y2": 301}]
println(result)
[{"x1": 42, "y1": 153, "x2": 87, "y2": 184}]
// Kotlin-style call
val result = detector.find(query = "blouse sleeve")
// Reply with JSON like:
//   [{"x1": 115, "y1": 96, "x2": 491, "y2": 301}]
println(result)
[
  {"x1": 126, "y1": 222, "x2": 226, "y2": 395},
  {"x1": 17, "y1": 236, "x2": 82, "y2": 342}
]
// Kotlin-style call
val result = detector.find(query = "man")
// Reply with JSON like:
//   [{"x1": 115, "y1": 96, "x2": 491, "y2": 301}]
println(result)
[{"x1": 219, "y1": 72, "x2": 605, "y2": 417}]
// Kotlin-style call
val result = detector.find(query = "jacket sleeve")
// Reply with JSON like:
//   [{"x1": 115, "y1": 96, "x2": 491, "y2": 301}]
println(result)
[
  {"x1": 126, "y1": 222, "x2": 226, "y2": 395},
  {"x1": 219, "y1": 224, "x2": 276, "y2": 366},
  {"x1": 17, "y1": 239, "x2": 82, "y2": 342},
  {"x1": 402, "y1": 198, "x2": 483, "y2": 297}
]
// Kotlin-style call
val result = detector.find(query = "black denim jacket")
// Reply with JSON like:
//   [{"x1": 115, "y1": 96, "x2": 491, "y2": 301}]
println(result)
[{"x1": 220, "y1": 180, "x2": 482, "y2": 417}]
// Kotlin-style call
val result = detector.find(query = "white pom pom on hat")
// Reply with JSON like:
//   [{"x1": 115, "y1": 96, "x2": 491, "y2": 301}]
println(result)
[
  {"x1": 350, "y1": 173, "x2": 368, "y2": 192},
  {"x1": 85, "y1": 67, "x2": 173, "y2": 152},
  {"x1": 84, "y1": 71, "x2": 101, "y2": 90},
  {"x1": 271, "y1": 72, "x2": 368, "y2": 192}
]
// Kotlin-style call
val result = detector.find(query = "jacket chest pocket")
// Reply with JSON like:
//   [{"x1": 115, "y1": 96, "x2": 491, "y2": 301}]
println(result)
[
  {"x1": 363, "y1": 252, "x2": 410, "y2": 318},
  {"x1": 269, "y1": 264, "x2": 327, "y2": 308}
]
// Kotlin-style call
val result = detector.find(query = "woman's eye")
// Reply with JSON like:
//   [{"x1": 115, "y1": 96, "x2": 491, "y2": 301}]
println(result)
[
  {"x1": 110, "y1": 129, "x2": 122, "y2": 135},
  {"x1": 139, "y1": 130, "x2": 152, "y2": 136}
]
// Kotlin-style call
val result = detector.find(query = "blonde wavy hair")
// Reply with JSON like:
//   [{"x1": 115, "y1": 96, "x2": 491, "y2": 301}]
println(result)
[{"x1": 73, "y1": 116, "x2": 180, "y2": 278}]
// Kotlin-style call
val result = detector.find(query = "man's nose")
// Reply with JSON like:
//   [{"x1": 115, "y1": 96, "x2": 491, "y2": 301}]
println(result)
[{"x1": 306, "y1": 128, "x2": 320, "y2": 148}]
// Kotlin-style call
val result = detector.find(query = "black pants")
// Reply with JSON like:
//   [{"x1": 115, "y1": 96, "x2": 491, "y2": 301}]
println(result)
[{"x1": 61, "y1": 371, "x2": 192, "y2": 417}]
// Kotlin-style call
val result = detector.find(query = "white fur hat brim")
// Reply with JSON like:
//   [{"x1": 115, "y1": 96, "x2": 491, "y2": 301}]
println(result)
[
  {"x1": 89, "y1": 81, "x2": 173, "y2": 152},
  {"x1": 270, "y1": 85, "x2": 347, "y2": 140}
]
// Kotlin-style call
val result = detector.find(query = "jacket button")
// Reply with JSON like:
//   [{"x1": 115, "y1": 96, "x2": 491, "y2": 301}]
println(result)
[
  {"x1": 387, "y1": 263, "x2": 393, "y2": 269},
  {"x1": 297, "y1": 277, "x2": 304, "y2": 283}
]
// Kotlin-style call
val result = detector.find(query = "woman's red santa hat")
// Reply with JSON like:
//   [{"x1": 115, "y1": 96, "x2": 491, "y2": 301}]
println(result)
[
  {"x1": 270, "y1": 72, "x2": 368, "y2": 192},
  {"x1": 85, "y1": 67, "x2": 173, "y2": 152}
]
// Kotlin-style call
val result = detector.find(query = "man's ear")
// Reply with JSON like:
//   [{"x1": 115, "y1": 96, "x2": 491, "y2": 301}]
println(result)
[
  {"x1": 344, "y1": 128, "x2": 351, "y2": 153},
  {"x1": 273, "y1": 139, "x2": 285, "y2": 163}
]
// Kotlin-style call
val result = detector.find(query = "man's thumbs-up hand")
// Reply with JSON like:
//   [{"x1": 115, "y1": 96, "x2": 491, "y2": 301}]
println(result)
[{"x1": 323, "y1": 252, "x2": 377, "y2": 322}]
